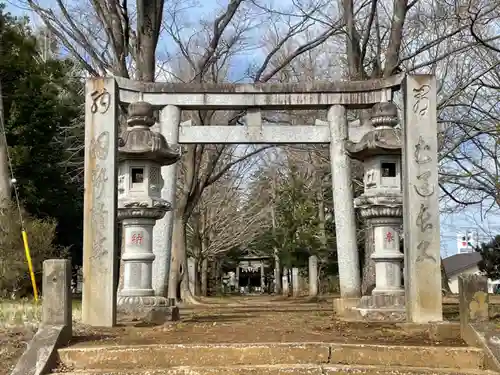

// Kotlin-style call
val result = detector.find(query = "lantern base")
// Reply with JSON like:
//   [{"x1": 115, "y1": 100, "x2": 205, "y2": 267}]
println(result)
[{"x1": 117, "y1": 295, "x2": 180, "y2": 324}]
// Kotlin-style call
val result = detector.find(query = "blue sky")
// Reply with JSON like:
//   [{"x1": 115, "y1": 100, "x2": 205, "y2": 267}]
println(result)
[{"x1": 5, "y1": 0, "x2": 497, "y2": 257}]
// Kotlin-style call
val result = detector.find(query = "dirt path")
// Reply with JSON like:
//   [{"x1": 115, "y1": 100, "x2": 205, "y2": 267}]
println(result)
[
  {"x1": 2, "y1": 295, "x2": 481, "y2": 374},
  {"x1": 69, "y1": 296, "x2": 465, "y2": 348},
  {"x1": 0, "y1": 327, "x2": 35, "y2": 375}
]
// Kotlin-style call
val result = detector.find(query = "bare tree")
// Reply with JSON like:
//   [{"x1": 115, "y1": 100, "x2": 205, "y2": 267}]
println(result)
[
  {"x1": 186, "y1": 153, "x2": 271, "y2": 295},
  {"x1": 25, "y1": 0, "x2": 500, "y2": 300},
  {"x1": 24, "y1": 0, "x2": 347, "y2": 302}
]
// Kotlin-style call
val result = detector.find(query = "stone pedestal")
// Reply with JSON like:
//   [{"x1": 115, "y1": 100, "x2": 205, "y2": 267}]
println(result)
[
  {"x1": 120, "y1": 218, "x2": 155, "y2": 297},
  {"x1": 371, "y1": 217, "x2": 404, "y2": 296},
  {"x1": 355, "y1": 294, "x2": 406, "y2": 321},
  {"x1": 117, "y1": 213, "x2": 180, "y2": 323}
]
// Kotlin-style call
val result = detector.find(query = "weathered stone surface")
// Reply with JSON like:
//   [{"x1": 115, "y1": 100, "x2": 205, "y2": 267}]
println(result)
[
  {"x1": 179, "y1": 124, "x2": 331, "y2": 144},
  {"x1": 57, "y1": 343, "x2": 330, "y2": 369},
  {"x1": 11, "y1": 325, "x2": 68, "y2": 375},
  {"x1": 459, "y1": 275, "x2": 489, "y2": 328},
  {"x1": 42, "y1": 259, "x2": 72, "y2": 338},
  {"x1": 11, "y1": 259, "x2": 74, "y2": 375},
  {"x1": 56, "y1": 342, "x2": 484, "y2": 371},
  {"x1": 328, "y1": 344, "x2": 483, "y2": 369},
  {"x1": 115, "y1": 74, "x2": 404, "y2": 94},
  {"x1": 458, "y1": 322, "x2": 500, "y2": 372},
  {"x1": 328, "y1": 105, "x2": 361, "y2": 298},
  {"x1": 426, "y1": 322, "x2": 462, "y2": 341},
  {"x1": 348, "y1": 308, "x2": 406, "y2": 323},
  {"x1": 115, "y1": 73, "x2": 402, "y2": 109},
  {"x1": 117, "y1": 298, "x2": 180, "y2": 324},
  {"x1": 352, "y1": 295, "x2": 406, "y2": 322},
  {"x1": 402, "y1": 75, "x2": 442, "y2": 323},
  {"x1": 50, "y1": 364, "x2": 496, "y2": 375},
  {"x1": 292, "y1": 268, "x2": 300, "y2": 297},
  {"x1": 358, "y1": 294, "x2": 405, "y2": 309},
  {"x1": 11, "y1": 259, "x2": 73, "y2": 375},
  {"x1": 82, "y1": 77, "x2": 119, "y2": 327},
  {"x1": 308, "y1": 256, "x2": 318, "y2": 297}
]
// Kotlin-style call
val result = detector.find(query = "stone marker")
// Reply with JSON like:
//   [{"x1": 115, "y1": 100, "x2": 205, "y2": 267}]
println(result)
[
  {"x1": 11, "y1": 259, "x2": 72, "y2": 375},
  {"x1": 82, "y1": 77, "x2": 119, "y2": 327},
  {"x1": 459, "y1": 274, "x2": 489, "y2": 329},
  {"x1": 308, "y1": 255, "x2": 318, "y2": 297},
  {"x1": 403, "y1": 75, "x2": 442, "y2": 323},
  {"x1": 292, "y1": 268, "x2": 300, "y2": 297},
  {"x1": 282, "y1": 268, "x2": 289, "y2": 296},
  {"x1": 188, "y1": 257, "x2": 196, "y2": 295},
  {"x1": 457, "y1": 274, "x2": 494, "y2": 361},
  {"x1": 42, "y1": 259, "x2": 72, "y2": 339}
]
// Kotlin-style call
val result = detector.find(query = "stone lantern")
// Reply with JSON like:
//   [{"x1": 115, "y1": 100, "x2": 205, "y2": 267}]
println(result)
[
  {"x1": 345, "y1": 102, "x2": 405, "y2": 320},
  {"x1": 117, "y1": 101, "x2": 181, "y2": 320}
]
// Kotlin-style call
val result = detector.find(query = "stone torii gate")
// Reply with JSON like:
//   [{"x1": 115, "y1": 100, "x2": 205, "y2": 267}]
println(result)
[{"x1": 82, "y1": 74, "x2": 441, "y2": 327}]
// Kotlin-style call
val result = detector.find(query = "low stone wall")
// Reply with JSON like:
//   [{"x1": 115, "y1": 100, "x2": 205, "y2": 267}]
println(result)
[{"x1": 11, "y1": 259, "x2": 72, "y2": 375}]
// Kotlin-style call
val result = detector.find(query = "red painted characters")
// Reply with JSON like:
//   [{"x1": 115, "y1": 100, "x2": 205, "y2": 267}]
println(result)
[{"x1": 130, "y1": 232, "x2": 144, "y2": 246}]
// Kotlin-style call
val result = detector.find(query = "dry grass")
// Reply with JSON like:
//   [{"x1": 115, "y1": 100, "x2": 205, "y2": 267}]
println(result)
[
  {"x1": 0, "y1": 298, "x2": 82, "y2": 328},
  {"x1": 0, "y1": 298, "x2": 82, "y2": 375}
]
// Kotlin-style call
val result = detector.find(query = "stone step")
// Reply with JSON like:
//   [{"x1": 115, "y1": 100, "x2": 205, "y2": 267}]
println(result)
[
  {"x1": 57, "y1": 342, "x2": 485, "y2": 370},
  {"x1": 51, "y1": 364, "x2": 497, "y2": 375}
]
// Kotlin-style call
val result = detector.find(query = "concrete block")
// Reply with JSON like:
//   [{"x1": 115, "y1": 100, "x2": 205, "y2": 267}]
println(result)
[
  {"x1": 459, "y1": 274, "x2": 489, "y2": 324},
  {"x1": 459, "y1": 274, "x2": 489, "y2": 340},
  {"x1": 11, "y1": 325, "x2": 69, "y2": 375},
  {"x1": 42, "y1": 259, "x2": 72, "y2": 338}
]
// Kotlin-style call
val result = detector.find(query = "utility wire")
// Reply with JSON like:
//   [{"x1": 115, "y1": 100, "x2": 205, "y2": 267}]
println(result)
[
  {"x1": 0, "y1": 78, "x2": 39, "y2": 301},
  {"x1": 0, "y1": 79, "x2": 24, "y2": 228}
]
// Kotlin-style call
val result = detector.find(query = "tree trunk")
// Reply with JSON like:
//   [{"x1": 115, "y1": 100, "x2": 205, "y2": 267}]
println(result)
[
  {"x1": 201, "y1": 258, "x2": 208, "y2": 296},
  {"x1": 441, "y1": 257, "x2": 451, "y2": 294},
  {"x1": 177, "y1": 219, "x2": 201, "y2": 304},
  {"x1": 168, "y1": 215, "x2": 184, "y2": 300},
  {"x1": 315, "y1": 174, "x2": 326, "y2": 292},
  {"x1": 270, "y1": 173, "x2": 281, "y2": 294},
  {"x1": 274, "y1": 251, "x2": 281, "y2": 294},
  {"x1": 194, "y1": 258, "x2": 202, "y2": 296},
  {"x1": 361, "y1": 220, "x2": 376, "y2": 295}
]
